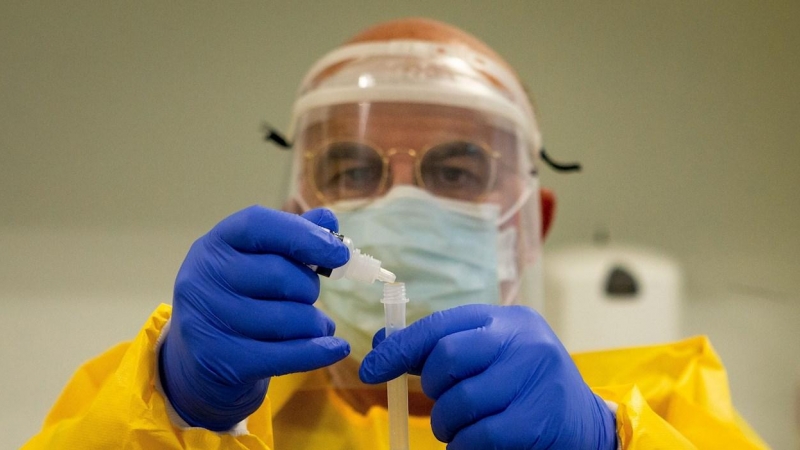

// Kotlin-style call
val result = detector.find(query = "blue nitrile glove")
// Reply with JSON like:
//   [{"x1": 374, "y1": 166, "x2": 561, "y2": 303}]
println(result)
[
  {"x1": 360, "y1": 304, "x2": 617, "y2": 450},
  {"x1": 159, "y1": 206, "x2": 351, "y2": 431}
]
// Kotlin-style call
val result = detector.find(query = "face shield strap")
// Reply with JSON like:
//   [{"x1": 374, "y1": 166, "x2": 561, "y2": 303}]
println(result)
[
  {"x1": 262, "y1": 123, "x2": 293, "y2": 149},
  {"x1": 539, "y1": 147, "x2": 581, "y2": 173},
  {"x1": 261, "y1": 123, "x2": 315, "y2": 212}
]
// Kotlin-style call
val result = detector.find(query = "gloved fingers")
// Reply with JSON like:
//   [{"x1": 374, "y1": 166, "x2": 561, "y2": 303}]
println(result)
[
  {"x1": 371, "y1": 328, "x2": 386, "y2": 349},
  {"x1": 359, "y1": 304, "x2": 494, "y2": 384},
  {"x1": 440, "y1": 386, "x2": 617, "y2": 450},
  {"x1": 445, "y1": 412, "x2": 519, "y2": 450},
  {"x1": 220, "y1": 252, "x2": 320, "y2": 303},
  {"x1": 429, "y1": 369, "x2": 516, "y2": 444},
  {"x1": 420, "y1": 327, "x2": 502, "y2": 400},
  {"x1": 224, "y1": 333, "x2": 351, "y2": 382},
  {"x1": 212, "y1": 205, "x2": 349, "y2": 268},
  {"x1": 214, "y1": 296, "x2": 337, "y2": 341},
  {"x1": 300, "y1": 208, "x2": 339, "y2": 232}
]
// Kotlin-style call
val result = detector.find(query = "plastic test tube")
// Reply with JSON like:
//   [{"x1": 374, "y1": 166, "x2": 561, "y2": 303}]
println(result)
[{"x1": 382, "y1": 282, "x2": 410, "y2": 450}]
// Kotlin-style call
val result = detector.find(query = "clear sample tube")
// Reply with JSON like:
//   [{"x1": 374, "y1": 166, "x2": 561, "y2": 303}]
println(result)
[
  {"x1": 311, "y1": 231, "x2": 396, "y2": 284},
  {"x1": 382, "y1": 282, "x2": 409, "y2": 450}
]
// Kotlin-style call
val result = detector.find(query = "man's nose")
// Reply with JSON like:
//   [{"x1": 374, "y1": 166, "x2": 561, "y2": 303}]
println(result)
[{"x1": 386, "y1": 149, "x2": 418, "y2": 188}]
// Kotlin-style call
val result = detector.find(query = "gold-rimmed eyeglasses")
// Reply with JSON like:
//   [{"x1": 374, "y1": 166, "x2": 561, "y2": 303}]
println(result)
[{"x1": 304, "y1": 139, "x2": 501, "y2": 204}]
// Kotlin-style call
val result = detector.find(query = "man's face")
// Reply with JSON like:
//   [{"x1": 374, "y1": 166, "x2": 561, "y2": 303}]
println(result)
[{"x1": 294, "y1": 102, "x2": 529, "y2": 214}]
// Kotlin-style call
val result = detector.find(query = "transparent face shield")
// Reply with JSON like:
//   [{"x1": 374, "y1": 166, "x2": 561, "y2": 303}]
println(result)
[
  {"x1": 287, "y1": 40, "x2": 543, "y2": 306},
  {"x1": 294, "y1": 102, "x2": 529, "y2": 215}
]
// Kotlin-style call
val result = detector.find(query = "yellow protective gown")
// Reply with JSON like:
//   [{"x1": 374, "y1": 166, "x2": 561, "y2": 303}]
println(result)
[{"x1": 23, "y1": 304, "x2": 768, "y2": 449}]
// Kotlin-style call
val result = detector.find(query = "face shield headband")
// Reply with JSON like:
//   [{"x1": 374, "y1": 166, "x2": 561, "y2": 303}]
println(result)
[{"x1": 288, "y1": 40, "x2": 542, "y2": 152}]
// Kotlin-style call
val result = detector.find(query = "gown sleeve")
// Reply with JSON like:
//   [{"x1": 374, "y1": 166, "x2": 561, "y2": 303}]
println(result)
[
  {"x1": 21, "y1": 304, "x2": 275, "y2": 450},
  {"x1": 573, "y1": 336, "x2": 769, "y2": 449}
]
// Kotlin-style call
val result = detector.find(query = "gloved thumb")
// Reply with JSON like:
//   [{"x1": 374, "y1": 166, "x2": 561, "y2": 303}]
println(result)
[
  {"x1": 371, "y1": 328, "x2": 387, "y2": 349},
  {"x1": 301, "y1": 208, "x2": 339, "y2": 232}
]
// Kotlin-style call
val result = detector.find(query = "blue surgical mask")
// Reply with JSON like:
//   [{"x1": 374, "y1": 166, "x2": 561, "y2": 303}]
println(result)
[{"x1": 317, "y1": 186, "x2": 516, "y2": 361}]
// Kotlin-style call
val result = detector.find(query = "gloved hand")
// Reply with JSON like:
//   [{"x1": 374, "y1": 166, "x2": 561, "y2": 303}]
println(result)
[
  {"x1": 159, "y1": 206, "x2": 351, "y2": 431},
  {"x1": 360, "y1": 304, "x2": 618, "y2": 450}
]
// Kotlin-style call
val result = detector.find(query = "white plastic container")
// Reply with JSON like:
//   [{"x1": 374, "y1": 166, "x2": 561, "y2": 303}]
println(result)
[{"x1": 310, "y1": 232, "x2": 395, "y2": 284}]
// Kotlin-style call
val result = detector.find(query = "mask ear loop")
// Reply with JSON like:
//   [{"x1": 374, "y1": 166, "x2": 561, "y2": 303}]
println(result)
[
  {"x1": 503, "y1": 146, "x2": 579, "y2": 221},
  {"x1": 508, "y1": 146, "x2": 580, "y2": 221},
  {"x1": 497, "y1": 184, "x2": 534, "y2": 226}
]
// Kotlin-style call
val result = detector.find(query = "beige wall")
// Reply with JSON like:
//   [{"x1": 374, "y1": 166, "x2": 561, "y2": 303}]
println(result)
[{"x1": 2, "y1": 1, "x2": 798, "y2": 448}]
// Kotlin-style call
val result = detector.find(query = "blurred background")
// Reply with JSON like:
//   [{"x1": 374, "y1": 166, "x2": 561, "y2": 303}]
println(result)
[{"x1": 1, "y1": 1, "x2": 798, "y2": 448}]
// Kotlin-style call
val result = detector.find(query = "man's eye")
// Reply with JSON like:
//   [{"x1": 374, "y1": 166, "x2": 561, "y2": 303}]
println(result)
[
  {"x1": 316, "y1": 160, "x2": 383, "y2": 199},
  {"x1": 331, "y1": 166, "x2": 381, "y2": 188},
  {"x1": 311, "y1": 141, "x2": 384, "y2": 200},
  {"x1": 420, "y1": 141, "x2": 494, "y2": 200},
  {"x1": 427, "y1": 165, "x2": 480, "y2": 187}
]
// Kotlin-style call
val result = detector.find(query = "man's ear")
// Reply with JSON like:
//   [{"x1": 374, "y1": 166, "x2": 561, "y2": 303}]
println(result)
[
  {"x1": 282, "y1": 198, "x2": 304, "y2": 214},
  {"x1": 540, "y1": 188, "x2": 556, "y2": 240}
]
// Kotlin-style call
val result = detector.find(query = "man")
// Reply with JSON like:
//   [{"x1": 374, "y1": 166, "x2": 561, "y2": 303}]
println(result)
[{"x1": 24, "y1": 18, "x2": 766, "y2": 449}]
